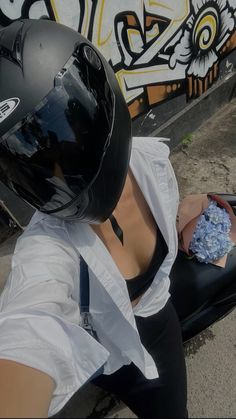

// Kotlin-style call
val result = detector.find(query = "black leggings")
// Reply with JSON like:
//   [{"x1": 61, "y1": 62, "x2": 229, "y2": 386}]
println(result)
[{"x1": 92, "y1": 299, "x2": 188, "y2": 418}]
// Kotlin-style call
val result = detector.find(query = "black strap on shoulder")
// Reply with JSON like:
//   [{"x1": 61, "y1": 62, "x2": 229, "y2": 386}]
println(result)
[
  {"x1": 79, "y1": 255, "x2": 90, "y2": 314},
  {"x1": 79, "y1": 256, "x2": 101, "y2": 342},
  {"x1": 79, "y1": 256, "x2": 105, "y2": 377}
]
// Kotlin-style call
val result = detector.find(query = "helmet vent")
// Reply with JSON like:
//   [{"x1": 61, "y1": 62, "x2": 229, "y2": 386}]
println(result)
[
  {"x1": 0, "y1": 20, "x2": 24, "y2": 66},
  {"x1": 82, "y1": 45, "x2": 102, "y2": 70},
  {"x1": 13, "y1": 29, "x2": 23, "y2": 65}
]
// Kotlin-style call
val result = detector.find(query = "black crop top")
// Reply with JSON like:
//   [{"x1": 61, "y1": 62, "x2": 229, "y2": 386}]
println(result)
[{"x1": 126, "y1": 225, "x2": 168, "y2": 302}]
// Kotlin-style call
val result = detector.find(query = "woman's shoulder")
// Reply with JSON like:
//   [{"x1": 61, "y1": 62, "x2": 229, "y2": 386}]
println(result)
[
  {"x1": 22, "y1": 211, "x2": 66, "y2": 238},
  {"x1": 131, "y1": 136, "x2": 170, "y2": 159},
  {"x1": 15, "y1": 211, "x2": 76, "y2": 260}
]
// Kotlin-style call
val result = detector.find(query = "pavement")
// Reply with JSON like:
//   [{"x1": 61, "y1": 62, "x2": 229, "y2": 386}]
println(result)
[{"x1": 0, "y1": 99, "x2": 236, "y2": 418}]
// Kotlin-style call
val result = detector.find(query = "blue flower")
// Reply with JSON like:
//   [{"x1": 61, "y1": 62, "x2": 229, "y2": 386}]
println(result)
[{"x1": 189, "y1": 200, "x2": 233, "y2": 264}]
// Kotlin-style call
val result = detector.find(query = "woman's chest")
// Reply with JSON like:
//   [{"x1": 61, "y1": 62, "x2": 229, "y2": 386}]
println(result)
[
  {"x1": 111, "y1": 206, "x2": 157, "y2": 279},
  {"x1": 93, "y1": 173, "x2": 158, "y2": 280}
]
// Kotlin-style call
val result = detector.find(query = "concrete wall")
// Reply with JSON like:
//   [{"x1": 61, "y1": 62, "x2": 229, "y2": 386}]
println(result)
[{"x1": 0, "y1": 0, "x2": 236, "y2": 224}]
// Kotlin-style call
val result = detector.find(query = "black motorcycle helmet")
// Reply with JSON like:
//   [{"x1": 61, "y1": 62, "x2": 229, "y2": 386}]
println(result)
[{"x1": 0, "y1": 19, "x2": 132, "y2": 223}]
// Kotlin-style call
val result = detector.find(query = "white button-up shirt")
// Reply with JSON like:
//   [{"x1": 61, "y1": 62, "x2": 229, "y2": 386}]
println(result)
[{"x1": 0, "y1": 137, "x2": 179, "y2": 416}]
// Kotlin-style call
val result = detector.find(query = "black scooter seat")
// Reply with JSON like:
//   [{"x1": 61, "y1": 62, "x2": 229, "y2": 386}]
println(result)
[{"x1": 170, "y1": 247, "x2": 236, "y2": 320}]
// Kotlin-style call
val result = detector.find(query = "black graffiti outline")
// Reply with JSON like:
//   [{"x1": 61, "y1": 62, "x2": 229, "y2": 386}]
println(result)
[{"x1": 0, "y1": 0, "x2": 56, "y2": 27}]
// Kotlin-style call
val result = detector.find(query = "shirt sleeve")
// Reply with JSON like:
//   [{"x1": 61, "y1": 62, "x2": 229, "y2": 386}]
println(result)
[
  {"x1": 0, "y1": 228, "x2": 109, "y2": 417},
  {"x1": 166, "y1": 156, "x2": 180, "y2": 221},
  {"x1": 134, "y1": 136, "x2": 180, "y2": 220}
]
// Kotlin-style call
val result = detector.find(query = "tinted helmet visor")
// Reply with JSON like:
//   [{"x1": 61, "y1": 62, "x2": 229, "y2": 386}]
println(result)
[{"x1": 0, "y1": 44, "x2": 115, "y2": 214}]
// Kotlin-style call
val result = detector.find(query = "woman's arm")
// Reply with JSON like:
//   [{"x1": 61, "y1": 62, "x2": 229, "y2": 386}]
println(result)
[{"x1": 0, "y1": 359, "x2": 55, "y2": 418}]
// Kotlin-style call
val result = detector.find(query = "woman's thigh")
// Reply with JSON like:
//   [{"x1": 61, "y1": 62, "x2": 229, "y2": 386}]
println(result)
[{"x1": 93, "y1": 300, "x2": 187, "y2": 418}]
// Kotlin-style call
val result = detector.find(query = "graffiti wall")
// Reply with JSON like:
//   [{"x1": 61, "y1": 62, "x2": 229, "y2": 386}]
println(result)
[{"x1": 1, "y1": 0, "x2": 236, "y2": 121}]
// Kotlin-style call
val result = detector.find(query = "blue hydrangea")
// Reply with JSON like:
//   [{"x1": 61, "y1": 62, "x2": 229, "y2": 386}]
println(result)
[{"x1": 189, "y1": 199, "x2": 233, "y2": 264}]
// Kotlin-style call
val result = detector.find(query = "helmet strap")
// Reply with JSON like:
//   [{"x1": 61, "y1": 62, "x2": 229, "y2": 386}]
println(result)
[{"x1": 109, "y1": 214, "x2": 123, "y2": 245}]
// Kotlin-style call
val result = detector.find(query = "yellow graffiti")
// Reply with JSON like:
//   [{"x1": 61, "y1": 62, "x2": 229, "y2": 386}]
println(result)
[
  {"x1": 98, "y1": 0, "x2": 112, "y2": 46},
  {"x1": 33, "y1": 0, "x2": 233, "y2": 116},
  {"x1": 116, "y1": 65, "x2": 170, "y2": 102},
  {"x1": 127, "y1": 29, "x2": 143, "y2": 52},
  {"x1": 50, "y1": 0, "x2": 60, "y2": 22},
  {"x1": 118, "y1": 67, "x2": 170, "y2": 77},
  {"x1": 147, "y1": 0, "x2": 190, "y2": 22},
  {"x1": 116, "y1": 70, "x2": 138, "y2": 102},
  {"x1": 146, "y1": 23, "x2": 160, "y2": 40},
  {"x1": 131, "y1": 0, "x2": 190, "y2": 67},
  {"x1": 171, "y1": 0, "x2": 189, "y2": 23},
  {"x1": 148, "y1": 1, "x2": 172, "y2": 11},
  {"x1": 194, "y1": 14, "x2": 218, "y2": 50},
  {"x1": 82, "y1": 0, "x2": 90, "y2": 37}
]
